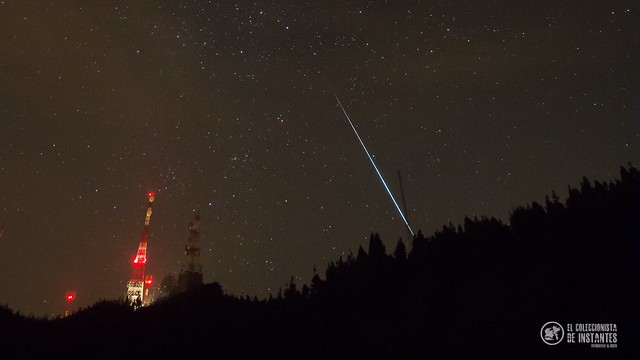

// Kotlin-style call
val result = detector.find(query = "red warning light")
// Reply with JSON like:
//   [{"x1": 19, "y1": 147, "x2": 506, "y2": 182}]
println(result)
[
  {"x1": 148, "y1": 192, "x2": 154, "y2": 198},
  {"x1": 66, "y1": 291, "x2": 76, "y2": 302},
  {"x1": 145, "y1": 275, "x2": 153, "y2": 288}
]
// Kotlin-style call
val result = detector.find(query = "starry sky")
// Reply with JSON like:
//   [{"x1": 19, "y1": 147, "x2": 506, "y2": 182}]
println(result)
[{"x1": 0, "y1": 0, "x2": 637, "y2": 316}]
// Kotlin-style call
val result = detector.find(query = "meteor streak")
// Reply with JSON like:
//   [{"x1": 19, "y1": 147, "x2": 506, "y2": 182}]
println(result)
[{"x1": 334, "y1": 94, "x2": 415, "y2": 237}]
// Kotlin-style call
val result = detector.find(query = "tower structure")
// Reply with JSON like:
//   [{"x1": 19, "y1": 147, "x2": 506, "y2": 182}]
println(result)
[
  {"x1": 126, "y1": 192, "x2": 155, "y2": 306},
  {"x1": 178, "y1": 213, "x2": 203, "y2": 292}
]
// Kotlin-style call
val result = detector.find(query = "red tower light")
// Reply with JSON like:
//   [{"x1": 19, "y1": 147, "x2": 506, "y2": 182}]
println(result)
[
  {"x1": 66, "y1": 291, "x2": 76, "y2": 302},
  {"x1": 145, "y1": 275, "x2": 153, "y2": 288}
]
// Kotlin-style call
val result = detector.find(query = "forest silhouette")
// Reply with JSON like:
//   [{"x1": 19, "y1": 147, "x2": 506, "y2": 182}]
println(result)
[{"x1": 1, "y1": 165, "x2": 638, "y2": 359}]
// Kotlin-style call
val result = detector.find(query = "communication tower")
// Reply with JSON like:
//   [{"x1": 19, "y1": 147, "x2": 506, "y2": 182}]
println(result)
[
  {"x1": 178, "y1": 213, "x2": 203, "y2": 291},
  {"x1": 126, "y1": 192, "x2": 155, "y2": 306}
]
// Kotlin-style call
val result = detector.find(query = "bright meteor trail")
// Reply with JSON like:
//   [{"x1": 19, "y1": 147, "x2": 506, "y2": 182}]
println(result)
[{"x1": 334, "y1": 94, "x2": 415, "y2": 237}]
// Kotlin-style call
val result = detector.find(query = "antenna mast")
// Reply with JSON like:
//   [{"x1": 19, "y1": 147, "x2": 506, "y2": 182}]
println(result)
[
  {"x1": 126, "y1": 192, "x2": 155, "y2": 307},
  {"x1": 397, "y1": 171, "x2": 414, "y2": 240},
  {"x1": 178, "y1": 213, "x2": 204, "y2": 292}
]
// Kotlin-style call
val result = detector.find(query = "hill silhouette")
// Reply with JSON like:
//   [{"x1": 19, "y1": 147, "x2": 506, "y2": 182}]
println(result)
[{"x1": 1, "y1": 165, "x2": 638, "y2": 359}]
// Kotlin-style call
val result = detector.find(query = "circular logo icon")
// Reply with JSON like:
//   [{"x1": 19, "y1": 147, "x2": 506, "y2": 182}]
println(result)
[{"x1": 540, "y1": 321, "x2": 565, "y2": 345}]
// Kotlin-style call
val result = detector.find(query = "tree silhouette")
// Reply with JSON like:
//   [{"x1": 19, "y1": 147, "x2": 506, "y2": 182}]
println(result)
[{"x1": 393, "y1": 238, "x2": 407, "y2": 261}]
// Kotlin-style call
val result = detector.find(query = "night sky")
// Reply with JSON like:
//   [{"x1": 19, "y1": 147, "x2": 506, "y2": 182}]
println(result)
[{"x1": 0, "y1": 1, "x2": 637, "y2": 316}]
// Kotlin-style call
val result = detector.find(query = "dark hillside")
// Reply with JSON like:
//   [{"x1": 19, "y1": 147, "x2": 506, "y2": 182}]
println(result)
[{"x1": 1, "y1": 165, "x2": 638, "y2": 359}]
